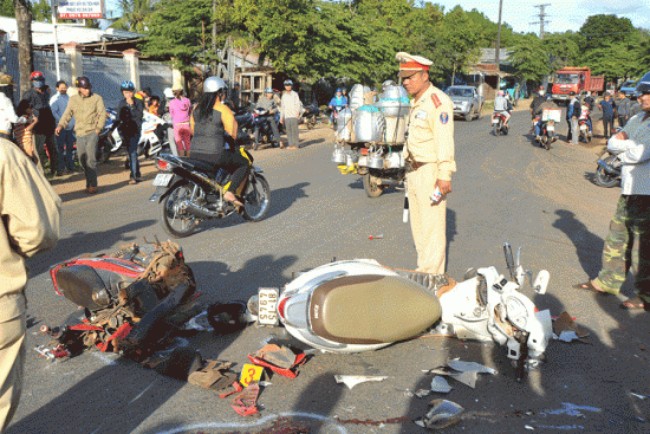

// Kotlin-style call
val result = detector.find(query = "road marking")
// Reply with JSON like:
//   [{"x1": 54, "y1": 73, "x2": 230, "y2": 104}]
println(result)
[{"x1": 153, "y1": 412, "x2": 348, "y2": 434}]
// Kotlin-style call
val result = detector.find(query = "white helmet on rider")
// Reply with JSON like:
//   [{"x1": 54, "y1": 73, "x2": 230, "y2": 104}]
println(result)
[
  {"x1": 163, "y1": 87, "x2": 174, "y2": 99},
  {"x1": 203, "y1": 76, "x2": 227, "y2": 93}
]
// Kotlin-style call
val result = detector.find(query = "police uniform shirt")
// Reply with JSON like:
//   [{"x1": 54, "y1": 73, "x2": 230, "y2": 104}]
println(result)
[{"x1": 405, "y1": 83, "x2": 457, "y2": 181}]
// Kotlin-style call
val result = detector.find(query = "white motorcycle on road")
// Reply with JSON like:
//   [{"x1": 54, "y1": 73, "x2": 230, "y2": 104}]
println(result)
[
  {"x1": 248, "y1": 244, "x2": 552, "y2": 377},
  {"x1": 97, "y1": 109, "x2": 170, "y2": 163}
]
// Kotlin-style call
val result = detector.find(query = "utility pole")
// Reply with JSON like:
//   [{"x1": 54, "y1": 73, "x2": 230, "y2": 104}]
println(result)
[
  {"x1": 495, "y1": 0, "x2": 503, "y2": 83},
  {"x1": 530, "y1": 3, "x2": 551, "y2": 39}
]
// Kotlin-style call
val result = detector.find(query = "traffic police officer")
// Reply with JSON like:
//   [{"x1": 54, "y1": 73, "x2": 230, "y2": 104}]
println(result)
[{"x1": 397, "y1": 52, "x2": 456, "y2": 279}]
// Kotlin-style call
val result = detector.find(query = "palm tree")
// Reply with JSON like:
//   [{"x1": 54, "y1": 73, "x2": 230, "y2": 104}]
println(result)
[{"x1": 111, "y1": 0, "x2": 153, "y2": 33}]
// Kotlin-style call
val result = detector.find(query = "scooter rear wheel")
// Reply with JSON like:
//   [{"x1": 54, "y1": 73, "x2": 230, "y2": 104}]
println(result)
[
  {"x1": 160, "y1": 185, "x2": 201, "y2": 238},
  {"x1": 242, "y1": 174, "x2": 271, "y2": 222}
]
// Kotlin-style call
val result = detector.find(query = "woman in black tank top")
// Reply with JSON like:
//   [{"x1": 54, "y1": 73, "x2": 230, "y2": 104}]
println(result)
[{"x1": 190, "y1": 77, "x2": 249, "y2": 206}]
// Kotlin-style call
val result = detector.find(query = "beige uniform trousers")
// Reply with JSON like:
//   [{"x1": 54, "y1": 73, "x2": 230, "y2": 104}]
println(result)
[
  {"x1": 406, "y1": 162, "x2": 447, "y2": 275},
  {"x1": 0, "y1": 311, "x2": 25, "y2": 433}
]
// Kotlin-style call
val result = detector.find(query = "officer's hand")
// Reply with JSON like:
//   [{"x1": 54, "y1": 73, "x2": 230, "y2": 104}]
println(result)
[
  {"x1": 435, "y1": 179, "x2": 452, "y2": 196},
  {"x1": 55, "y1": 126, "x2": 61, "y2": 136}
]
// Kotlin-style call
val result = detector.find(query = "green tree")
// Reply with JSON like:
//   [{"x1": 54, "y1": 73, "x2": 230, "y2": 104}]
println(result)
[
  {"x1": 111, "y1": 0, "x2": 154, "y2": 33},
  {"x1": 0, "y1": 0, "x2": 13, "y2": 16},
  {"x1": 144, "y1": 0, "x2": 212, "y2": 68},
  {"x1": 579, "y1": 14, "x2": 635, "y2": 52},
  {"x1": 509, "y1": 33, "x2": 550, "y2": 83},
  {"x1": 543, "y1": 32, "x2": 580, "y2": 70}
]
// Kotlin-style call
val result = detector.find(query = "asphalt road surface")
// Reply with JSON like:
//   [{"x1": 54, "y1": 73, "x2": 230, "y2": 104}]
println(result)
[{"x1": 10, "y1": 111, "x2": 650, "y2": 434}]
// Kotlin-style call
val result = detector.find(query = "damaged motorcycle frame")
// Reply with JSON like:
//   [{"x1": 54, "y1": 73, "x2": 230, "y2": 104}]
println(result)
[{"x1": 50, "y1": 241, "x2": 198, "y2": 359}]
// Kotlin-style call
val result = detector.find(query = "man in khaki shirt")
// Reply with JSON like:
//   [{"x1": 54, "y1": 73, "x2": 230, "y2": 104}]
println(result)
[
  {"x1": 0, "y1": 138, "x2": 60, "y2": 432},
  {"x1": 397, "y1": 52, "x2": 457, "y2": 278},
  {"x1": 55, "y1": 76, "x2": 106, "y2": 194}
]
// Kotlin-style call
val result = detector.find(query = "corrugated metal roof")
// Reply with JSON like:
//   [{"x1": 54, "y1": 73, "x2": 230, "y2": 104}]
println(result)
[{"x1": 0, "y1": 16, "x2": 141, "y2": 47}]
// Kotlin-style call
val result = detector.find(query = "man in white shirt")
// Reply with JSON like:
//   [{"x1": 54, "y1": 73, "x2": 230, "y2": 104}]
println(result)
[
  {"x1": 493, "y1": 90, "x2": 511, "y2": 126},
  {"x1": 279, "y1": 79, "x2": 303, "y2": 149},
  {"x1": 573, "y1": 74, "x2": 650, "y2": 311},
  {"x1": 50, "y1": 80, "x2": 75, "y2": 174}
]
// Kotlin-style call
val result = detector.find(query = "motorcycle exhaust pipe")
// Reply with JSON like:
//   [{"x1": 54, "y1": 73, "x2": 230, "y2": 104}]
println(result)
[{"x1": 184, "y1": 200, "x2": 221, "y2": 219}]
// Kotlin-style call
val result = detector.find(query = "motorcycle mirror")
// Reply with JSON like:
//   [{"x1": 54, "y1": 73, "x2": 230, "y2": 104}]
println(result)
[{"x1": 532, "y1": 270, "x2": 550, "y2": 294}]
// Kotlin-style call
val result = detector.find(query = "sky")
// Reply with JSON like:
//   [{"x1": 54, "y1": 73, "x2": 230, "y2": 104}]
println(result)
[
  {"x1": 102, "y1": 0, "x2": 650, "y2": 34},
  {"x1": 429, "y1": 0, "x2": 650, "y2": 34}
]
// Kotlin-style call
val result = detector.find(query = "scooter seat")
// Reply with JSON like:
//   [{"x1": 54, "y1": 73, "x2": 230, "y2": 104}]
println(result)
[
  {"x1": 179, "y1": 157, "x2": 217, "y2": 176},
  {"x1": 310, "y1": 275, "x2": 442, "y2": 345}
]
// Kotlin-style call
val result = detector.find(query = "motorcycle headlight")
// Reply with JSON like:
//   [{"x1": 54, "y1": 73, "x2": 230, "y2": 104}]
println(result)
[{"x1": 505, "y1": 296, "x2": 528, "y2": 330}]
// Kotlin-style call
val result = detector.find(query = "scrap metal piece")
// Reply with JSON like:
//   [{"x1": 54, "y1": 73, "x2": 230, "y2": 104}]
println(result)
[
  {"x1": 415, "y1": 399, "x2": 464, "y2": 430},
  {"x1": 334, "y1": 375, "x2": 388, "y2": 390}
]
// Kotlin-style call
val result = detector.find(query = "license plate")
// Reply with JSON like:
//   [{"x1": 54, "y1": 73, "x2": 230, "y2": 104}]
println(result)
[
  {"x1": 152, "y1": 173, "x2": 173, "y2": 187},
  {"x1": 547, "y1": 125, "x2": 555, "y2": 132},
  {"x1": 257, "y1": 287, "x2": 279, "y2": 326}
]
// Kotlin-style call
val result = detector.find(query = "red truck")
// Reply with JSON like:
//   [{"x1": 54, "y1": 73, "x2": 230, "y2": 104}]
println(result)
[{"x1": 551, "y1": 67, "x2": 605, "y2": 103}]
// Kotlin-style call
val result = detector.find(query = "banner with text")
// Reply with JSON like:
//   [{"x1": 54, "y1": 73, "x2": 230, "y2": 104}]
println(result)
[{"x1": 58, "y1": 0, "x2": 104, "y2": 20}]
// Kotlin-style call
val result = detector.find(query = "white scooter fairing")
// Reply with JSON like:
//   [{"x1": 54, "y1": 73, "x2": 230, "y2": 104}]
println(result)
[
  {"x1": 434, "y1": 266, "x2": 552, "y2": 368},
  {"x1": 277, "y1": 259, "x2": 442, "y2": 353}
]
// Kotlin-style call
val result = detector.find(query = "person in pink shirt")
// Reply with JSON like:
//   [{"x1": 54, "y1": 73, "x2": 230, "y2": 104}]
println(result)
[{"x1": 169, "y1": 86, "x2": 192, "y2": 157}]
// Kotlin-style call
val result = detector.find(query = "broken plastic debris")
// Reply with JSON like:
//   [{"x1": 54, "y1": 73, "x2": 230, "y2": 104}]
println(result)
[
  {"x1": 430, "y1": 376, "x2": 453, "y2": 393},
  {"x1": 447, "y1": 359, "x2": 497, "y2": 375},
  {"x1": 415, "y1": 389, "x2": 432, "y2": 398},
  {"x1": 557, "y1": 330, "x2": 580, "y2": 343},
  {"x1": 426, "y1": 359, "x2": 496, "y2": 389},
  {"x1": 334, "y1": 375, "x2": 388, "y2": 389},
  {"x1": 525, "y1": 425, "x2": 535, "y2": 430},
  {"x1": 553, "y1": 311, "x2": 589, "y2": 342},
  {"x1": 414, "y1": 399, "x2": 464, "y2": 430},
  {"x1": 630, "y1": 392, "x2": 649, "y2": 400},
  {"x1": 368, "y1": 234, "x2": 384, "y2": 240},
  {"x1": 183, "y1": 310, "x2": 213, "y2": 332}
]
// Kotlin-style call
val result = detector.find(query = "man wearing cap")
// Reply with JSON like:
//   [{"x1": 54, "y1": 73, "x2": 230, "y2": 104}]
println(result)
[
  {"x1": 599, "y1": 91, "x2": 616, "y2": 139},
  {"x1": 254, "y1": 87, "x2": 281, "y2": 149},
  {"x1": 55, "y1": 77, "x2": 106, "y2": 194},
  {"x1": 280, "y1": 80, "x2": 303, "y2": 150},
  {"x1": 23, "y1": 71, "x2": 57, "y2": 176},
  {"x1": 397, "y1": 52, "x2": 456, "y2": 281}
]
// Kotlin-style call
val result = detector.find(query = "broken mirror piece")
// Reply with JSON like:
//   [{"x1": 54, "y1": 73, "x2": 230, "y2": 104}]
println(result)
[
  {"x1": 447, "y1": 359, "x2": 497, "y2": 375},
  {"x1": 334, "y1": 375, "x2": 388, "y2": 389},
  {"x1": 415, "y1": 399, "x2": 464, "y2": 430}
]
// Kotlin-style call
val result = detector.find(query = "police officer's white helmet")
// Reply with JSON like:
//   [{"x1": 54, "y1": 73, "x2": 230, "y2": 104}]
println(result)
[{"x1": 203, "y1": 76, "x2": 227, "y2": 93}]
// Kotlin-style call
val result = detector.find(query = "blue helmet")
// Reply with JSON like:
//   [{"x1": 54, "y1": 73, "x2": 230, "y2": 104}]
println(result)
[
  {"x1": 120, "y1": 80, "x2": 135, "y2": 91},
  {"x1": 336, "y1": 88, "x2": 342, "y2": 92},
  {"x1": 636, "y1": 72, "x2": 650, "y2": 95}
]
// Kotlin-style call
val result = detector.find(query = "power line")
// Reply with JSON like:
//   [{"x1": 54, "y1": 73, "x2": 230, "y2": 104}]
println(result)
[{"x1": 530, "y1": 3, "x2": 551, "y2": 39}]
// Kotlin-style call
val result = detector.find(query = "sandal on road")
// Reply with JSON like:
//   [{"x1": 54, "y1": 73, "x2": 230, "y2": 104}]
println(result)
[
  {"x1": 572, "y1": 281, "x2": 609, "y2": 295},
  {"x1": 620, "y1": 296, "x2": 645, "y2": 310}
]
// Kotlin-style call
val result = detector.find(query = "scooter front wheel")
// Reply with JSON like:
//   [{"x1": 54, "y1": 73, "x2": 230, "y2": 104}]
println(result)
[
  {"x1": 160, "y1": 185, "x2": 201, "y2": 238},
  {"x1": 363, "y1": 173, "x2": 384, "y2": 198},
  {"x1": 594, "y1": 165, "x2": 619, "y2": 188}
]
